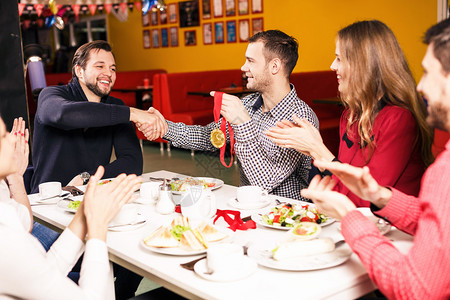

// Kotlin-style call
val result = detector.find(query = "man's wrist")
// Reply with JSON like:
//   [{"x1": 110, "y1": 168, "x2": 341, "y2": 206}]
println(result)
[{"x1": 80, "y1": 172, "x2": 91, "y2": 185}]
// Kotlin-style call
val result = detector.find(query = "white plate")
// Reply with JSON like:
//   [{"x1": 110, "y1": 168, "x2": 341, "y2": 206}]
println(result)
[
  {"x1": 171, "y1": 177, "x2": 224, "y2": 195},
  {"x1": 56, "y1": 196, "x2": 84, "y2": 212},
  {"x1": 194, "y1": 257, "x2": 257, "y2": 282},
  {"x1": 247, "y1": 243, "x2": 352, "y2": 271},
  {"x1": 251, "y1": 213, "x2": 335, "y2": 230},
  {"x1": 227, "y1": 197, "x2": 272, "y2": 210},
  {"x1": 141, "y1": 226, "x2": 233, "y2": 256}
]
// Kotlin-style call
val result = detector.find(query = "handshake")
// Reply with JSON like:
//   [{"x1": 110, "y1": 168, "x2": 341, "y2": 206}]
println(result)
[{"x1": 130, "y1": 107, "x2": 168, "y2": 141}]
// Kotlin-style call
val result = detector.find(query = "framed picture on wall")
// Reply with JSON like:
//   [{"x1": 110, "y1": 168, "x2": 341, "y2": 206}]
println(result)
[
  {"x1": 160, "y1": 9, "x2": 168, "y2": 24},
  {"x1": 168, "y1": 3, "x2": 178, "y2": 23},
  {"x1": 152, "y1": 29, "x2": 160, "y2": 48},
  {"x1": 252, "y1": 18, "x2": 263, "y2": 36},
  {"x1": 213, "y1": 0, "x2": 223, "y2": 17},
  {"x1": 252, "y1": 0, "x2": 263, "y2": 13},
  {"x1": 161, "y1": 28, "x2": 169, "y2": 47},
  {"x1": 202, "y1": 0, "x2": 211, "y2": 19},
  {"x1": 170, "y1": 27, "x2": 179, "y2": 47},
  {"x1": 238, "y1": 0, "x2": 248, "y2": 15},
  {"x1": 214, "y1": 21, "x2": 224, "y2": 43},
  {"x1": 143, "y1": 29, "x2": 151, "y2": 48},
  {"x1": 151, "y1": 10, "x2": 158, "y2": 25},
  {"x1": 184, "y1": 30, "x2": 197, "y2": 46},
  {"x1": 226, "y1": 21, "x2": 236, "y2": 43},
  {"x1": 225, "y1": 0, "x2": 235, "y2": 16},
  {"x1": 203, "y1": 23, "x2": 213, "y2": 45},
  {"x1": 179, "y1": 0, "x2": 200, "y2": 27},
  {"x1": 142, "y1": 13, "x2": 150, "y2": 27},
  {"x1": 238, "y1": 19, "x2": 249, "y2": 42}
]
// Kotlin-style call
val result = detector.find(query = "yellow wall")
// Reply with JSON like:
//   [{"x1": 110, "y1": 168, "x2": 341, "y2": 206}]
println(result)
[{"x1": 109, "y1": 0, "x2": 437, "y2": 81}]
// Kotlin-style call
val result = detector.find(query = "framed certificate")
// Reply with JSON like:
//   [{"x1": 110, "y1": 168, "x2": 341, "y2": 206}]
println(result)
[
  {"x1": 161, "y1": 28, "x2": 169, "y2": 47},
  {"x1": 238, "y1": 0, "x2": 248, "y2": 15},
  {"x1": 168, "y1": 3, "x2": 178, "y2": 23},
  {"x1": 214, "y1": 21, "x2": 224, "y2": 43},
  {"x1": 225, "y1": 0, "x2": 235, "y2": 16},
  {"x1": 203, "y1": 23, "x2": 213, "y2": 45},
  {"x1": 213, "y1": 0, "x2": 223, "y2": 17},
  {"x1": 152, "y1": 29, "x2": 160, "y2": 48},
  {"x1": 142, "y1": 13, "x2": 149, "y2": 27},
  {"x1": 185, "y1": 30, "x2": 197, "y2": 46},
  {"x1": 226, "y1": 20, "x2": 236, "y2": 43},
  {"x1": 202, "y1": 0, "x2": 211, "y2": 19},
  {"x1": 170, "y1": 27, "x2": 179, "y2": 47},
  {"x1": 252, "y1": 18, "x2": 263, "y2": 36},
  {"x1": 151, "y1": 10, "x2": 158, "y2": 25},
  {"x1": 160, "y1": 9, "x2": 167, "y2": 24},
  {"x1": 143, "y1": 30, "x2": 151, "y2": 48},
  {"x1": 252, "y1": 0, "x2": 263, "y2": 13},
  {"x1": 238, "y1": 19, "x2": 249, "y2": 42}
]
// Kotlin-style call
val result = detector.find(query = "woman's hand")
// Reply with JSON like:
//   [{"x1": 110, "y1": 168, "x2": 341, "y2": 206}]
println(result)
[
  {"x1": 8, "y1": 118, "x2": 29, "y2": 177},
  {"x1": 301, "y1": 174, "x2": 356, "y2": 220},
  {"x1": 82, "y1": 166, "x2": 140, "y2": 241},
  {"x1": 266, "y1": 114, "x2": 334, "y2": 161}
]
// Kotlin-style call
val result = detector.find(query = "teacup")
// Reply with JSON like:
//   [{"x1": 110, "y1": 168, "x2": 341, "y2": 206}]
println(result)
[
  {"x1": 180, "y1": 186, "x2": 216, "y2": 221},
  {"x1": 206, "y1": 243, "x2": 244, "y2": 274},
  {"x1": 39, "y1": 182, "x2": 62, "y2": 199},
  {"x1": 140, "y1": 182, "x2": 161, "y2": 204},
  {"x1": 111, "y1": 204, "x2": 137, "y2": 225},
  {"x1": 236, "y1": 186, "x2": 268, "y2": 205}
]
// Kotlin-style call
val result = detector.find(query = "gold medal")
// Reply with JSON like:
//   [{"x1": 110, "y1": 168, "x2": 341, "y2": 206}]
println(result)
[{"x1": 210, "y1": 128, "x2": 225, "y2": 148}]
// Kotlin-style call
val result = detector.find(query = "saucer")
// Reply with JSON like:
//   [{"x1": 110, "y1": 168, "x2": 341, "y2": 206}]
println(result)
[
  {"x1": 227, "y1": 197, "x2": 272, "y2": 210},
  {"x1": 194, "y1": 257, "x2": 257, "y2": 282}
]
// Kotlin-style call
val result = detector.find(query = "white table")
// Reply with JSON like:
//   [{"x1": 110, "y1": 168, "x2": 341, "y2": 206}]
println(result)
[{"x1": 32, "y1": 170, "x2": 413, "y2": 300}]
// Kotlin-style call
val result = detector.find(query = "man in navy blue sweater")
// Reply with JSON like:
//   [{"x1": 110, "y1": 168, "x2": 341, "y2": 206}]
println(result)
[{"x1": 30, "y1": 40, "x2": 166, "y2": 300}]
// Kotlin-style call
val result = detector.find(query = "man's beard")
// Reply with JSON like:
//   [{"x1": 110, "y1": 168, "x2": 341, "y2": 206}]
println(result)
[
  {"x1": 86, "y1": 80, "x2": 110, "y2": 98},
  {"x1": 426, "y1": 102, "x2": 448, "y2": 131}
]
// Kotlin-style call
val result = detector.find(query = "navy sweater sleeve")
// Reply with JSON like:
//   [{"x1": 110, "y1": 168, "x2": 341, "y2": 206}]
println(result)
[{"x1": 36, "y1": 85, "x2": 131, "y2": 130}]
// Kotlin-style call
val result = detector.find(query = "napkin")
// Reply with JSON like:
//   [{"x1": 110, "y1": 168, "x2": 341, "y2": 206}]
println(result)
[{"x1": 213, "y1": 209, "x2": 256, "y2": 231}]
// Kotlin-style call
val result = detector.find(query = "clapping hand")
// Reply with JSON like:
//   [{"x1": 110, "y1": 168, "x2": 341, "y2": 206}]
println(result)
[
  {"x1": 82, "y1": 166, "x2": 140, "y2": 241},
  {"x1": 210, "y1": 91, "x2": 250, "y2": 125},
  {"x1": 300, "y1": 174, "x2": 356, "y2": 221},
  {"x1": 9, "y1": 117, "x2": 29, "y2": 177}
]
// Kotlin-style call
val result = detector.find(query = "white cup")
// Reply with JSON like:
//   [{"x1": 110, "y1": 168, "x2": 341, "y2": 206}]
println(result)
[
  {"x1": 111, "y1": 204, "x2": 137, "y2": 225},
  {"x1": 236, "y1": 186, "x2": 268, "y2": 205},
  {"x1": 140, "y1": 182, "x2": 161, "y2": 204},
  {"x1": 39, "y1": 182, "x2": 62, "y2": 199},
  {"x1": 206, "y1": 243, "x2": 244, "y2": 274}
]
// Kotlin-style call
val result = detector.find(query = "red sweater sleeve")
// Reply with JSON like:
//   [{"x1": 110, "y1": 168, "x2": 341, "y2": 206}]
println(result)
[{"x1": 341, "y1": 142, "x2": 450, "y2": 299}]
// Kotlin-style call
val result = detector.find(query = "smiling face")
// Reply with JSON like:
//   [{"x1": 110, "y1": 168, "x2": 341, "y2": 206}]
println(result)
[
  {"x1": 330, "y1": 40, "x2": 349, "y2": 95},
  {"x1": 76, "y1": 49, "x2": 116, "y2": 101},
  {"x1": 417, "y1": 44, "x2": 450, "y2": 131},
  {"x1": 0, "y1": 119, "x2": 17, "y2": 179},
  {"x1": 241, "y1": 41, "x2": 271, "y2": 93}
]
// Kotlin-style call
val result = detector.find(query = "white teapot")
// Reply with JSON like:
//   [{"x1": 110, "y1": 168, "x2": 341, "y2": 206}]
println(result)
[{"x1": 180, "y1": 185, "x2": 216, "y2": 221}]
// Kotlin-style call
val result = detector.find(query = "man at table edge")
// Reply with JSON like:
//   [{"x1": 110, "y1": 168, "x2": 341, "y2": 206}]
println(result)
[
  {"x1": 301, "y1": 18, "x2": 450, "y2": 299},
  {"x1": 138, "y1": 30, "x2": 319, "y2": 200}
]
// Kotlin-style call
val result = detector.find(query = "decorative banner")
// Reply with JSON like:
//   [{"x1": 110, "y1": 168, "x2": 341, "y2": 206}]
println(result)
[
  {"x1": 34, "y1": 4, "x2": 44, "y2": 16},
  {"x1": 128, "y1": 2, "x2": 134, "y2": 12},
  {"x1": 88, "y1": 4, "x2": 96, "y2": 16},
  {"x1": 18, "y1": 3, "x2": 26, "y2": 16},
  {"x1": 72, "y1": 4, "x2": 80, "y2": 16},
  {"x1": 104, "y1": 3, "x2": 112, "y2": 14},
  {"x1": 120, "y1": 2, "x2": 128, "y2": 13},
  {"x1": 135, "y1": 1, "x2": 142, "y2": 11}
]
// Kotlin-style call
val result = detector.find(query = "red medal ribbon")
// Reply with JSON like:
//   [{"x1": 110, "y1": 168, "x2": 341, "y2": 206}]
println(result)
[
  {"x1": 213, "y1": 209, "x2": 256, "y2": 231},
  {"x1": 213, "y1": 92, "x2": 235, "y2": 168}
]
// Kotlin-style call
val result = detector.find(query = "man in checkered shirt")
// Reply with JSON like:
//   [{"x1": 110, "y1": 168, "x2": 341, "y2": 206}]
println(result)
[{"x1": 139, "y1": 30, "x2": 318, "y2": 200}]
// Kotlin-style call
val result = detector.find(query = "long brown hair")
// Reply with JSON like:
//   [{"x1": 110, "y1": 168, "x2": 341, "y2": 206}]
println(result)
[{"x1": 337, "y1": 20, "x2": 433, "y2": 166}]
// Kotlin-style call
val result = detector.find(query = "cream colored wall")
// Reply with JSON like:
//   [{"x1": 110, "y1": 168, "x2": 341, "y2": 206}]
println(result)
[{"x1": 109, "y1": 0, "x2": 437, "y2": 81}]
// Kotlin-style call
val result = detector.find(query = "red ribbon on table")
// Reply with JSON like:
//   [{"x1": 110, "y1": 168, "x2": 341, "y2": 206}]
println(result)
[
  {"x1": 213, "y1": 92, "x2": 235, "y2": 168},
  {"x1": 213, "y1": 209, "x2": 256, "y2": 231}
]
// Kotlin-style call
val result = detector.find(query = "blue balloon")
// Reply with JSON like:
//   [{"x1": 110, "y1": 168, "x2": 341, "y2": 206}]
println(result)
[
  {"x1": 142, "y1": 0, "x2": 150, "y2": 15},
  {"x1": 45, "y1": 15, "x2": 55, "y2": 28}
]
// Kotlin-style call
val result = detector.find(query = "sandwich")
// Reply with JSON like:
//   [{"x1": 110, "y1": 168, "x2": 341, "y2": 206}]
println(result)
[
  {"x1": 179, "y1": 229, "x2": 208, "y2": 251},
  {"x1": 272, "y1": 238, "x2": 335, "y2": 261},
  {"x1": 143, "y1": 226, "x2": 180, "y2": 248},
  {"x1": 196, "y1": 221, "x2": 228, "y2": 242},
  {"x1": 171, "y1": 215, "x2": 190, "y2": 228}
]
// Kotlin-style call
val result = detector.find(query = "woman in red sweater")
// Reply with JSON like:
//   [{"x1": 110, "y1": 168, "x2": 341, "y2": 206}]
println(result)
[{"x1": 267, "y1": 20, "x2": 433, "y2": 207}]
